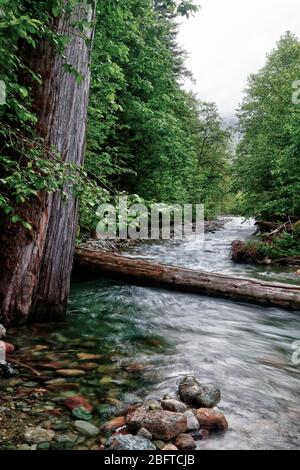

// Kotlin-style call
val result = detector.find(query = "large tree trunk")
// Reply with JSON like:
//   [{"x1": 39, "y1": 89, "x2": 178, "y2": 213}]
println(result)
[
  {"x1": 74, "y1": 249, "x2": 300, "y2": 311},
  {"x1": 0, "y1": 2, "x2": 96, "y2": 325}
]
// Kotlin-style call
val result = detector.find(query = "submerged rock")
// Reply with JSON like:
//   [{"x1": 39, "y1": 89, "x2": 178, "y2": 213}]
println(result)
[
  {"x1": 24, "y1": 427, "x2": 55, "y2": 444},
  {"x1": 107, "y1": 434, "x2": 156, "y2": 451},
  {"x1": 179, "y1": 376, "x2": 221, "y2": 408},
  {"x1": 95, "y1": 404, "x2": 118, "y2": 419},
  {"x1": 195, "y1": 408, "x2": 228, "y2": 431},
  {"x1": 126, "y1": 406, "x2": 187, "y2": 441},
  {"x1": 175, "y1": 434, "x2": 197, "y2": 450},
  {"x1": 56, "y1": 369, "x2": 86, "y2": 377},
  {"x1": 102, "y1": 416, "x2": 126, "y2": 433},
  {"x1": 71, "y1": 407, "x2": 92, "y2": 421},
  {"x1": 74, "y1": 421, "x2": 99, "y2": 437},
  {"x1": 37, "y1": 442, "x2": 51, "y2": 450},
  {"x1": 77, "y1": 353, "x2": 101, "y2": 361},
  {"x1": 64, "y1": 396, "x2": 93, "y2": 412}
]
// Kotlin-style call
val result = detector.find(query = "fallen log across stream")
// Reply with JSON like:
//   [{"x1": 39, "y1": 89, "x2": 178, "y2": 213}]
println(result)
[{"x1": 74, "y1": 248, "x2": 300, "y2": 311}]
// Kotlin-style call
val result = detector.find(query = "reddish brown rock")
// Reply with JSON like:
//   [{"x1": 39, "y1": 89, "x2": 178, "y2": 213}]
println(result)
[
  {"x1": 175, "y1": 434, "x2": 197, "y2": 450},
  {"x1": 114, "y1": 426, "x2": 129, "y2": 435},
  {"x1": 4, "y1": 342, "x2": 15, "y2": 353},
  {"x1": 126, "y1": 406, "x2": 187, "y2": 441},
  {"x1": 102, "y1": 416, "x2": 126, "y2": 432},
  {"x1": 196, "y1": 408, "x2": 228, "y2": 431},
  {"x1": 64, "y1": 396, "x2": 93, "y2": 413}
]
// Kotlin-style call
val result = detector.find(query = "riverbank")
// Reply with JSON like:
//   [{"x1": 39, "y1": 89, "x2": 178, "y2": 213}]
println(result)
[
  {"x1": 79, "y1": 219, "x2": 227, "y2": 253},
  {"x1": 0, "y1": 346, "x2": 228, "y2": 451},
  {"x1": 231, "y1": 220, "x2": 300, "y2": 268}
]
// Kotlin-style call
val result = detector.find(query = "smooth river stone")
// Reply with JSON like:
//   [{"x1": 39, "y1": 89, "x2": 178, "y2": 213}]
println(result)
[
  {"x1": 126, "y1": 406, "x2": 187, "y2": 441},
  {"x1": 195, "y1": 408, "x2": 228, "y2": 431},
  {"x1": 74, "y1": 421, "x2": 99, "y2": 437},
  {"x1": 64, "y1": 395, "x2": 93, "y2": 412},
  {"x1": 56, "y1": 369, "x2": 86, "y2": 377},
  {"x1": 76, "y1": 353, "x2": 101, "y2": 361}
]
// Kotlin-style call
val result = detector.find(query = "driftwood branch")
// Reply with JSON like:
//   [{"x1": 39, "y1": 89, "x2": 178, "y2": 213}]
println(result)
[{"x1": 74, "y1": 249, "x2": 300, "y2": 311}]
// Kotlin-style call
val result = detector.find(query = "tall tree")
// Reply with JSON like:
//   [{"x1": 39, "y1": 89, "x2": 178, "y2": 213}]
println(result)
[
  {"x1": 234, "y1": 32, "x2": 300, "y2": 220},
  {"x1": 0, "y1": 1, "x2": 96, "y2": 325}
]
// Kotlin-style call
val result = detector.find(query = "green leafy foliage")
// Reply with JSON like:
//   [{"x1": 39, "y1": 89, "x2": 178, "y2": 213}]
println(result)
[
  {"x1": 84, "y1": 0, "x2": 231, "y2": 230},
  {"x1": 242, "y1": 232, "x2": 300, "y2": 260},
  {"x1": 234, "y1": 32, "x2": 300, "y2": 221},
  {"x1": 0, "y1": 0, "x2": 98, "y2": 226},
  {"x1": 1, "y1": 0, "x2": 231, "y2": 236}
]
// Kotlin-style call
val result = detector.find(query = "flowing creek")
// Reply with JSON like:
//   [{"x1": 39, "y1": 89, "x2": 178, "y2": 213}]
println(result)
[{"x1": 1, "y1": 217, "x2": 300, "y2": 450}]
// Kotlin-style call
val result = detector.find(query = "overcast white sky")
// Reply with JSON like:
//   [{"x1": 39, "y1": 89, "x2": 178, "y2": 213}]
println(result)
[{"x1": 178, "y1": 0, "x2": 300, "y2": 120}]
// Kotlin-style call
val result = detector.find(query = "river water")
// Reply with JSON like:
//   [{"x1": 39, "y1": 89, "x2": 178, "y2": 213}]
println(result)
[
  {"x1": 8, "y1": 217, "x2": 299, "y2": 450},
  {"x1": 67, "y1": 217, "x2": 300, "y2": 450}
]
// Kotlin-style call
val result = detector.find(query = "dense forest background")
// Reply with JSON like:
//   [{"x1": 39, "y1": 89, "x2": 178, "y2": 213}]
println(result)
[{"x1": 0, "y1": 0, "x2": 233, "y2": 237}]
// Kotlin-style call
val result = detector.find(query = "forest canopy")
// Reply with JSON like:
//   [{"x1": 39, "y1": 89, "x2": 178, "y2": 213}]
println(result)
[
  {"x1": 234, "y1": 31, "x2": 300, "y2": 221},
  {"x1": 0, "y1": 0, "x2": 232, "y2": 236}
]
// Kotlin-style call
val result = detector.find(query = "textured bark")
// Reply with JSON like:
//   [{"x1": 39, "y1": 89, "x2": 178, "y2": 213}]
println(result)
[
  {"x1": 74, "y1": 249, "x2": 300, "y2": 311},
  {"x1": 0, "y1": 2, "x2": 96, "y2": 325}
]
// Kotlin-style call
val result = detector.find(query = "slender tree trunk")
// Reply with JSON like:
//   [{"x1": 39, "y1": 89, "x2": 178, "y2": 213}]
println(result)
[{"x1": 0, "y1": 2, "x2": 96, "y2": 325}]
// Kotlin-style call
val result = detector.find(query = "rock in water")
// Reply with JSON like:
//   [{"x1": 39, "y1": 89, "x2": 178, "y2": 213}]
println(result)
[
  {"x1": 0, "y1": 324, "x2": 6, "y2": 339},
  {"x1": 71, "y1": 407, "x2": 92, "y2": 421},
  {"x1": 101, "y1": 416, "x2": 126, "y2": 432},
  {"x1": 179, "y1": 376, "x2": 221, "y2": 408},
  {"x1": 126, "y1": 406, "x2": 187, "y2": 441},
  {"x1": 24, "y1": 427, "x2": 55, "y2": 444},
  {"x1": 107, "y1": 434, "x2": 156, "y2": 451},
  {"x1": 195, "y1": 408, "x2": 228, "y2": 431},
  {"x1": 74, "y1": 421, "x2": 99, "y2": 437},
  {"x1": 161, "y1": 399, "x2": 187, "y2": 413},
  {"x1": 56, "y1": 369, "x2": 86, "y2": 377},
  {"x1": 77, "y1": 353, "x2": 101, "y2": 361},
  {"x1": 175, "y1": 434, "x2": 197, "y2": 450},
  {"x1": 183, "y1": 410, "x2": 200, "y2": 431},
  {"x1": 64, "y1": 396, "x2": 93, "y2": 412}
]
